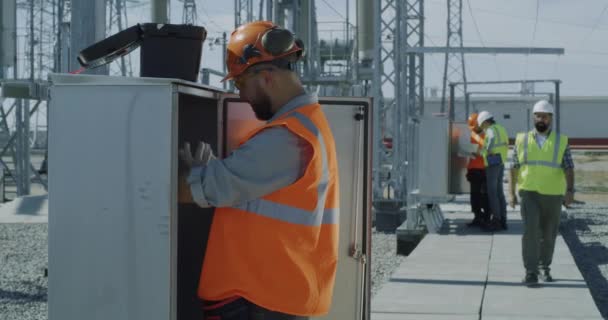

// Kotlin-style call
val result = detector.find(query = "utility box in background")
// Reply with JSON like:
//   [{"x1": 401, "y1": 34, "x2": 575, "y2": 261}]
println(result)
[
  {"x1": 47, "y1": 74, "x2": 371, "y2": 320},
  {"x1": 450, "y1": 121, "x2": 474, "y2": 194},
  {"x1": 415, "y1": 116, "x2": 475, "y2": 198},
  {"x1": 416, "y1": 116, "x2": 450, "y2": 198}
]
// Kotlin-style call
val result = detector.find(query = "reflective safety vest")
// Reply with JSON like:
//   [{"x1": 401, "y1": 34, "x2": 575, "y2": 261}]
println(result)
[
  {"x1": 482, "y1": 123, "x2": 509, "y2": 167},
  {"x1": 198, "y1": 103, "x2": 340, "y2": 316},
  {"x1": 468, "y1": 131, "x2": 485, "y2": 170},
  {"x1": 515, "y1": 130, "x2": 568, "y2": 195}
]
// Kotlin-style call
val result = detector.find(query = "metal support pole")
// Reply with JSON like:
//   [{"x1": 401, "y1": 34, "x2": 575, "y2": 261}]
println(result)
[
  {"x1": 266, "y1": 0, "x2": 273, "y2": 22},
  {"x1": 23, "y1": 100, "x2": 30, "y2": 195},
  {"x1": 15, "y1": 99, "x2": 24, "y2": 195},
  {"x1": 151, "y1": 0, "x2": 169, "y2": 23},
  {"x1": 465, "y1": 92, "x2": 470, "y2": 119},
  {"x1": 371, "y1": 0, "x2": 382, "y2": 199},
  {"x1": 449, "y1": 83, "x2": 456, "y2": 121},
  {"x1": 392, "y1": 0, "x2": 403, "y2": 199},
  {"x1": 70, "y1": 0, "x2": 107, "y2": 74},
  {"x1": 555, "y1": 81, "x2": 560, "y2": 133}
]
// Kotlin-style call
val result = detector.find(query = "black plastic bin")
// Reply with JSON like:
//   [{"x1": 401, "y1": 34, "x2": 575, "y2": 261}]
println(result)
[
  {"x1": 78, "y1": 23, "x2": 207, "y2": 82},
  {"x1": 140, "y1": 23, "x2": 207, "y2": 82}
]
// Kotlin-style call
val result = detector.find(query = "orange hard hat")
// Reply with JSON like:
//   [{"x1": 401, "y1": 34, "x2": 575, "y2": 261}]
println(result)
[
  {"x1": 468, "y1": 113, "x2": 479, "y2": 129},
  {"x1": 222, "y1": 21, "x2": 303, "y2": 82}
]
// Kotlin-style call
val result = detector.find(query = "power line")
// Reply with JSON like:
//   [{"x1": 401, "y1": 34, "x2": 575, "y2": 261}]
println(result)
[
  {"x1": 524, "y1": 0, "x2": 540, "y2": 80},
  {"x1": 580, "y1": 2, "x2": 608, "y2": 47},
  {"x1": 198, "y1": 1, "x2": 228, "y2": 32},
  {"x1": 465, "y1": 0, "x2": 501, "y2": 80},
  {"x1": 319, "y1": 0, "x2": 346, "y2": 21},
  {"x1": 428, "y1": 0, "x2": 608, "y2": 31}
]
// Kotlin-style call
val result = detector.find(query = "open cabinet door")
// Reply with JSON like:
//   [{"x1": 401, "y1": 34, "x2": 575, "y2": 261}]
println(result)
[
  {"x1": 220, "y1": 95, "x2": 372, "y2": 320},
  {"x1": 48, "y1": 79, "x2": 176, "y2": 320}
]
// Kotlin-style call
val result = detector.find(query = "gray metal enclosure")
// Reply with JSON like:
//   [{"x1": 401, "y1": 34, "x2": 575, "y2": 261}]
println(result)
[{"x1": 48, "y1": 74, "x2": 371, "y2": 320}]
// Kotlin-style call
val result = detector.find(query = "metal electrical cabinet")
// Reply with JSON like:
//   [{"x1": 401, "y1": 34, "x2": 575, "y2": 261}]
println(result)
[
  {"x1": 416, "y1": 116, "x2": 476, "y2": 198},
  {"x1": 48, "y1": 74, "x2": 371, "y2": 320}
]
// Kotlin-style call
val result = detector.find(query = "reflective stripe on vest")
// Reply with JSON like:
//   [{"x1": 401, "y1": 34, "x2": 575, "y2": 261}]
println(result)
[
  {"x1": 487, "y1": 124, "x2": 508, "y2": 151},
  {"x1": 522, "y1": 131, "x2": 561, "y2": 168},
  {"x1": 198, "y1": 102, "x2": 340, "y2": 316},
  {"x1": 233, "y1": 111, "x2": 339, "y2": 226},
  {"x1": 483, "y1": 123, "x2": 509, "y2": 166}
]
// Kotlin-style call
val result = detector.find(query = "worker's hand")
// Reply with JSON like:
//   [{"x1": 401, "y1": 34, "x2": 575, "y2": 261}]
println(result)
[
  {"x1": 178, "y1": 174, "x2": 194, "y2": 203},
  {"x1": 564, "y1": 191, "x2": 574, "y2": 208},
  {"x1": 179, "y1": 141, "x2": 215, "y2": 169},
  {"x1": 509, "y1": 193, "x2": 518, "y2": 208}
]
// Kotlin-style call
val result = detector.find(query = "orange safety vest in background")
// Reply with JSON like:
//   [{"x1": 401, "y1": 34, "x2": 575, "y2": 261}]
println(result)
[
  {"x1": 198, "y1": 103, "x2": 340, "y2": 316},
  {"x1": 468, "y1": 131, "x2": 485, "y2": 170}
]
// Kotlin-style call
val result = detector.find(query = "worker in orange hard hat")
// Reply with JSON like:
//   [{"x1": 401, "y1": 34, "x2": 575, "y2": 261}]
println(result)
[
  {"x1": 179, "y1": 21, "x2": 339, "y2": 320},
  {"x1": 466, "y1": 113, "x2": 491, "y2": 228}
]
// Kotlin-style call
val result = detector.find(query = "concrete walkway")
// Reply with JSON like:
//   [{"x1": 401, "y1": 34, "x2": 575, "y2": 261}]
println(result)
[
  {"x1": 371, "y1": 201, "x2": 604, "y2": 320},
  {"x1": 0, "y1": 194, "x2": 48, "y2": 223}
]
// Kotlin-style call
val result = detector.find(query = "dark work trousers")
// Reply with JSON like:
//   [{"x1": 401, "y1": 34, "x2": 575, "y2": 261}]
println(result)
[
  {"x1": 519, "y1": 190, "x2": 563, "y2": 275},
  {"x1": 486, "y1": 164, "x2": 507, "y2": 224},
  {"x1": 466, "y1": 168, "x2": 490, "y2": 223},
  {"x1": 203, "y1": 297, "x2": 309, "y2": 320}
]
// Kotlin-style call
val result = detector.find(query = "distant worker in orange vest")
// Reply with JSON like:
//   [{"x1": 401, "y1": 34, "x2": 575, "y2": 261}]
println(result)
[
  {"x1": 466, "y1": 113, "x2": 491, "y2": 227},
  {"x1": 179, "y1": 21, "x2": 340, "y2": 320}
]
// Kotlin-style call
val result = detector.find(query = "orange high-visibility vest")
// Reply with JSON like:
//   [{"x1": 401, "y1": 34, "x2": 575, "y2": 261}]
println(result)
[
  {"x1": 198, "y1": 103, "x2": 340, "y2": 316},
  {"x1": 468, "y1": 131, "x2": 485, "y2": 170}
]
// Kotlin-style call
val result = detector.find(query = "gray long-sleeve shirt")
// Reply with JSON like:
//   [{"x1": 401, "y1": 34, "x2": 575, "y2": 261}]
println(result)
[{"x1": 188, "y1": 93, "x2": 317, "y2": 208}]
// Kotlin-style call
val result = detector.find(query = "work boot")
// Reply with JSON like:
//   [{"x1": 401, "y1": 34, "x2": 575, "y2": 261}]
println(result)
[
  {"x1": 467, "y1": 218, "x2": 481, "y2": 227},
  {"x1": 523, "y1": 273, "x2": 540, "y2": 287},
  {"x1": 540, "y1": 270, "x2": 554, "y2": 282},
  {"x1": 482, "y1": 218, "x2": 502, "y2": 232}
]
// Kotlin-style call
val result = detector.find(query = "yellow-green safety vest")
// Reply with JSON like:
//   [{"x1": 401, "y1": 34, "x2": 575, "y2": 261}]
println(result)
[
  {"x1": 515, "y1": 130, "x2": 568, "y2": 195},
  {"x1": 482, "y1": 123, "x2": 509, "y2": 167}
]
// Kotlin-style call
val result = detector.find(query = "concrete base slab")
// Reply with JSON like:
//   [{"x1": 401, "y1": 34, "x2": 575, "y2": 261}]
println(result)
[
  {"x1": 371, "y1": 201, "x2": 603, "y2": 320},
  {"x1": 0, "y1": 194, "x2": 48, "y2": 223},
  {"x1": 372, "y1": 314, "x2": 477, "y2": 320}
]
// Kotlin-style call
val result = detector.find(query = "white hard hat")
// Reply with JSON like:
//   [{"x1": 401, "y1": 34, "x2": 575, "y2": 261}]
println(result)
[
  {"x1": 477, "y1": 111, "x2": 493, "y2": 126},
  {"x1": 532, "y1": 100, "x2": 554, "y2": 114}
]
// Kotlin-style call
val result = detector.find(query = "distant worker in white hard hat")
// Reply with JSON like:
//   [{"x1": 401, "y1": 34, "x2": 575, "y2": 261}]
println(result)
[
  {"x1": 477, "y1": 110, "x2": 509, "y2": 231},
  {"x1": 509, "y1": 99, "x2": 575, "y2": 287}
]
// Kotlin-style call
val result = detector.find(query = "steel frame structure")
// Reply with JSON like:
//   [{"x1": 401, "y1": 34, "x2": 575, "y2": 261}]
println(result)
[
  {"x1": 372, "y1": 0, "x2": 424, "y2": 206},
  {"x1": 441, "y1": 0, "x2": 466, "y2": 116},
  {"x1": 450, "y1": 79, "x2": 562, "y2": 132}
]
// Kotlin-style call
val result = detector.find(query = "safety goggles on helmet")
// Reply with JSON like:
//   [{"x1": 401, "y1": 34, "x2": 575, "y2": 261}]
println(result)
[{"x1": 239, "y1": 27, "x2": 300, "y2": 64}]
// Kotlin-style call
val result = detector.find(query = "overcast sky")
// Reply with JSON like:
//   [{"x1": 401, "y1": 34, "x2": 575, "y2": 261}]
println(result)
[{"x1": 111, "y1": 0, "x2": 608, "y2": 96}]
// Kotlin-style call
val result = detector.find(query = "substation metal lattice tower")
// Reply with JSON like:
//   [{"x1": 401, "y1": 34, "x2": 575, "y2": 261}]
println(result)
[
  {"x1": 441, "y1": 0, "x2": 467, "y2": 119},
  {"x1": 235, "y1": 0, "x2": 254, "y2": 28},
  {"x1": 372, "y1": 0, "x2": 424, "y2": 204},
  {"x1": 0, "y1": 0, "x2": 57, "y2": 200},
  {"x1": 182, "y1": 0, "x2": 197, "y2": 25},
  {"x1": 107, "y1": 0, "x2": 133, "y2": 76}
]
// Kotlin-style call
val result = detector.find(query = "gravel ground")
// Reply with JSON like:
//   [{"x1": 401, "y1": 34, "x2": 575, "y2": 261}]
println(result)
[
  {"x1": 370, "y1": 230, "x2": 405, "y2": 297},
  {"x1": 0, "y1": 224, "x2": 48, "y2": 320},
  {"x1": 560, "y1": 202, "x2": 608, "y2": 319}
]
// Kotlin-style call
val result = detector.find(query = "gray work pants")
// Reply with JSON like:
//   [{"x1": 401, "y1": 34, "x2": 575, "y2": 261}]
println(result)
[
  {"x1": 485, "y1": 164, "x2": 507, "y2": 221},
  {"x1": 519, "y1": 190, "x2": 563, "y2": 275}
]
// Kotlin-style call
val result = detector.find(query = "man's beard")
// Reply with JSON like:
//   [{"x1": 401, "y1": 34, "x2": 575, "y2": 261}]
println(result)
[
  {"x1": 535, "y1": 122, "x2": 549, "y2": 133},
  {"x1": 250, "y1": 92, "x2": 274, "y2": 121}
]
